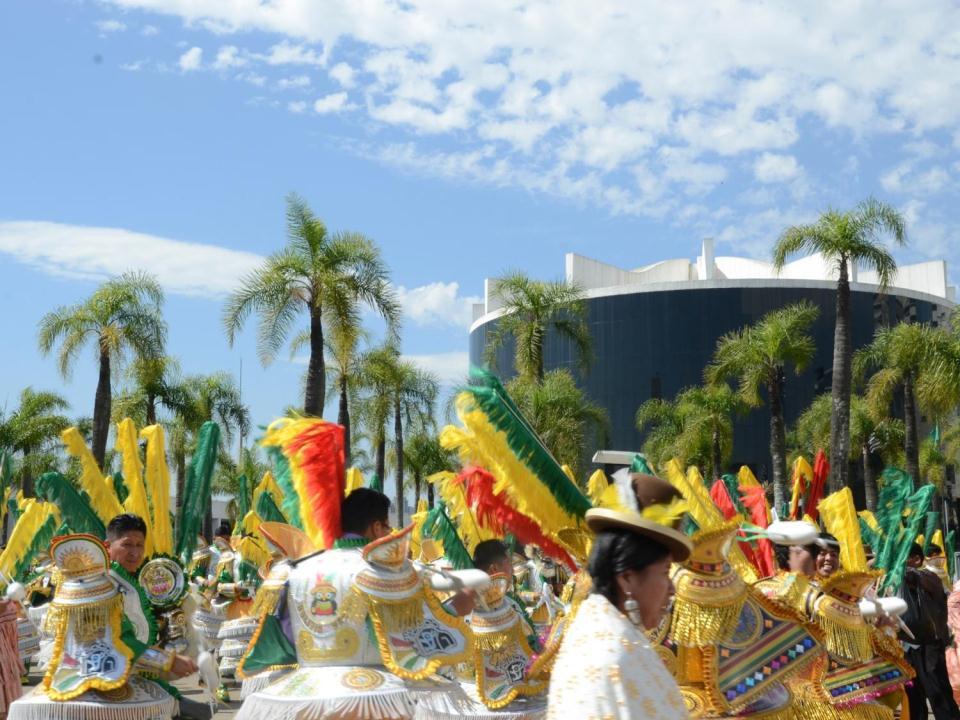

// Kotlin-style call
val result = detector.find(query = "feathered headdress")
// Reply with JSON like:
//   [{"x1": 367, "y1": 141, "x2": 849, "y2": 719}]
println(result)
[
  {"x1": 0, "y1": 499, "x2": 60, "y2": 582},
  {"x1": 61, "y1": 426, "x2": 124, "y2": 525},
  {"x1": 174, "y1": 422, "x2": 220, "y2": 564},
  {"x1": 421, "y1": 504, "x2": 473, "y2": 570},
  {"x1": 140, "y1": 424, "x2": 174, "y2": 556},
  {"x1": 426, "y1": 470, "x2": 494, "y2": 553},
  {"x1": 261, "y1": 418, "x2": 345, "y2": 550},
  {"x1": 440, "y1": 369, "x2": 591, "y2": 536}
]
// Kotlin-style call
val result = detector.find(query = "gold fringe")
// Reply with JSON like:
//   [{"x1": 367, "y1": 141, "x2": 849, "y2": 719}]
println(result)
[
  {"x1": 249, "y1": 585, "x2": 282, "y2": 617},
  {"x1": 473, "y1": 629, "x2": 512, "y2": 653},
  {"x1": 669, "y1": 595, "x2": 745, "y2": 646},
  {"x1": 372, "y1": 597, "x2": 424, "y2": 631},
  {"x1": 817, "y1": 615, "x2": 874, "y2": 663}
]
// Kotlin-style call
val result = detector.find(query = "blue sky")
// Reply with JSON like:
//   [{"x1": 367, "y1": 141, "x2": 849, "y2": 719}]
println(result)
[{"x1": 1, "y1": 0, "x2": 958, "y2": 438}]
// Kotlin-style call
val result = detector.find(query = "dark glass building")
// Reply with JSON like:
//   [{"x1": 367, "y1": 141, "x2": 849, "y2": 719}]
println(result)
[{"x1": 469, "y1": 242, "x2": 954, "y2": 492}]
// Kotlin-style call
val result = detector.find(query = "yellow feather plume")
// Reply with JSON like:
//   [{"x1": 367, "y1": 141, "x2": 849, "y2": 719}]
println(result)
[
  {"x1": 115, "y1": 418, "x2": 153, "y2": 556},
  {"x1": 663, "y1": 460, "x2": 757, "y2": 582},
  {"x1": 140, "y1": 424, "x2": 173, "y2": 556},
  {"x1": 640, "y1": 497, "x2": 688, "y2": 527},
  {"x1": 858, "y1": 510, "x2": 880, "y2": 533},
  {"x1": 586, "y1": 469, "x2": 608, "y2": 507},
  {"x1": 0, "y1": 500, "x2": 59, "y2": 579},
  {"x1": 61, "y1": 426, "x2": 123, "y2": 525},
  {"x1": 737, "y1": 465, "x2": 761, "y2": 488},
  {"x1": 818, "y1": 488, "x2": 867, "y2": 573},
  {"x1": 932, "y1": 529, "x2": 945, "y2": 553},
  {"x1": 344, "y1": 467, "x2": 365, "y2": 496},
  {"x1": 235, "y1": 535, "x2": 270, "y2": 571},
  {"x1": 441, "y1": 395, "x2": 578, "y2": 538},
  {"x1": 241, "y1": 510, "x2": 262, "y2": 539},
  {"x1": 426, "y1": 470, "x2": 494, "y2": 553},
  {"x1": 253, "y1": 471, "x2": 283, "y2": 509},
  {"x1": 560, "y1": 464, "x2": 576, "y2": 483}
]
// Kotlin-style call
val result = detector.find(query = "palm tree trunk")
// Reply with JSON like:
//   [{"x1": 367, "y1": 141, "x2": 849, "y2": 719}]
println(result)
[
  {"x1": 92, "y1": 345, "x2": 112, "y2": 470},
  {"x1": 829, "y1": 257, "x2": 852, "y2": 493},
  {"x1": 146, "y1": 393, "x2": 157, "y2": 426},
  {"x1": 904, "y1": 371, "x2": 920, "y2": 483},
  {"x1": 427, "y1": 482, "x2": 435, "y2": 508},
  {"x1": 414, "y1": 471, "x2": 421, "y2": 512},
  {"x1": 711, "y1": 428, "x2": 722, "y2": 482},
  {"x1": 394, "y1": 398, "x2": 404, "y2": 528},
  {"x1": 174, "y1": 448, "x2": 186, "y2": 542},
  {"x1": 768, "y1": 369, "x2": 788, "y2": 514},
  {"x1": 338, "y1": 377, "x2": 351, "y2": 463},
  {"x1": 304, "y1": 307, "x2": 325, "y2": 417},
  {"x1": 375, "y1": 431, "x2": 386, "y2": 487},
  {"x1": 862, "y1": 443, "x2": 877, "y2": 511}
]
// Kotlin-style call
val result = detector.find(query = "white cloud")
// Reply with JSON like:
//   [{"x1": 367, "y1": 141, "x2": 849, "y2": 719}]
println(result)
[
  {"x1": 0, "y1": 221, "x2": 263, "y2": 299},
  {"x1": 313, "y1": 92, "x2": 349, "y2": 114},
  {"x1": 178, "y1": 46, "x2": 203, "y2": 72},
  {"x1": 402, "y1": 352, "x2": 469, "y2": 387},
  {"x1": 213, "y1": 45, "x2": 246, "y2": 70},
  {"x1": 261, "y1": 41, "x2": 324, "y2": 66},
  {"x1": 329, "y1": 62, "x2": 355, "y2": 88},
  {"x1": 278, "y1": 74, "x2": 311, "y2": 89},
  {"x1": 96, "y1": 19, "x2": 127, "y2": 33},
  {"x1": 287, "y1": 100, "x2": 308, "y2": 113},
  {"x1": 753, "y1": 153, "x2": 801, "y2": 183},
  {"x1": 237, "y1": 72, "x2": 267, "y2": 87},
  {"x1": 141, "y1": 24, "x2": 159, "y2": 36},
  {"x1": 120, "y1": 60, "x2": 145, "y2": 72},
  {"x1": 99, "y1": 0, "x2": 960, "y2": 220},
  {"x1": 395, "y1": 282, "x2": 481, "y2": 329}
]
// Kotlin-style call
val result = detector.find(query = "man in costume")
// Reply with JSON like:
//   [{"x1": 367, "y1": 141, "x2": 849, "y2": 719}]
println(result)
[{"x1": 105, "y1": 513, "x2": 212, "y2": 720}]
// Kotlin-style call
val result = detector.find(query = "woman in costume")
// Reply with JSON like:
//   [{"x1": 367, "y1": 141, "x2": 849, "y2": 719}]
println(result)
[{"x1": 546, "y1": 504, "x2": 692, "y2": 719}]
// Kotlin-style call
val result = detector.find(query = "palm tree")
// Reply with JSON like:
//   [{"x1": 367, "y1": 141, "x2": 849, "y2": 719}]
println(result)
[
  {"x1": 112, "y1": 355, "x2": 188, "y2": 427},
  {"x1": 402, "y1": 433, "x2": 455, "y2": 509},
  {"x1": 38, "y1": 271, "x2": 166, "y2": 468},
  {"x1": 793, "y1": 392, "x2": 903, "y2": 510},
  {"x1": 357, "y1": 346, "x2": 399, "y2": 485},
  {"x1": 636, "y1": 384, "x2": 744, "y2": 480},
  {"x1": 171, "y1": 372, "x2": 251, "y2": 539},
  {"x1": 855, "y1": 322, "x2": 947, "y2": 485},
  {"x1": 707, "y1": 302, "x2": 819, "y2": 511},
  {"x1": 485, "y1": 271, "x2": 592, "y2": 383},
  {"x1": 507, "y1": 369, "x2": 609, "y2": 477},
  {"x1": 772, "y1": 199, "x2": 907, "y2": 492},
  {"x1": 224, "y1": 194, "x2": 400, "y2": 417},
  {"x1": 0, "y1": 388, "x2": 72, "y2": 496}
]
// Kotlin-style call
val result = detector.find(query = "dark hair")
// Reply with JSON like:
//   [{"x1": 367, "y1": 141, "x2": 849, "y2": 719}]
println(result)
[
  {"x1": 215, "y1": 521, "x2": 232, "y2": 538},
  {"x1": 473, "y1": 540, "x2": 509, "y2": 572},
  {"x1": 929, "y1": 544, "x2": 944, "y2": 556},
  {"x1": 774, "y1": 544, "x2": 790, "y2": 571},
  {"x1": 341, "y1": 488, "x2": 391, "y2": 535},
  {"x1": 909, "y1": 542, "x2": 925, "y2": 560},
  {"x1": 588, "y1": 529, "x2": 670, "y2": 606},
  {"x1": 106, "y1": 513, "x2": 147, "y2": 541}
]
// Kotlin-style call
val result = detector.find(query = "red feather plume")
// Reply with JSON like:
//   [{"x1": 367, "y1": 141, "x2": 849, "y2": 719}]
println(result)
[
  {"x1": 739, "y1": 485, "x2": 776, "y2": 578},
  {"x1": 285, "y1": 421, "x2": 345, "y2": 549},
  {"x1": 457, "y1": 466, "x2": 576, "y2": 571}
]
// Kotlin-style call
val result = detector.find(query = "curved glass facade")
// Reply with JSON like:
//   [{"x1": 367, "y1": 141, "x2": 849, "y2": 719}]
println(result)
[{"x1": 469, "y1": 285, "x2": 947, "y2": 484}]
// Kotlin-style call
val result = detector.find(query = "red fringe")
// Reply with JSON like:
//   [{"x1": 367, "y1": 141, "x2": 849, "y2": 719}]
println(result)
[
  {"x1": 807, "y1": 449, "x2": 830, "y2": 522},
  {"x1": 457, "y1": 466, "x2": 576, "y2": 571},
  {"x1": 285, "y1": 421, "x2": 345, "y2": 549}
]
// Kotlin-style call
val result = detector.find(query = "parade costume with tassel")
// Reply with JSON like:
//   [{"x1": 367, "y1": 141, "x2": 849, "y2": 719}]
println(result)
[{"x1": 8, "y1": 535, "x2": 177, "y2": 720}]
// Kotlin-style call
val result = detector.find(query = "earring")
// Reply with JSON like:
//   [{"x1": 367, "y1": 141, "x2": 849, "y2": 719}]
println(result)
[{"x1": 624, "y1": 591, "x2": 642, "y2": 627}]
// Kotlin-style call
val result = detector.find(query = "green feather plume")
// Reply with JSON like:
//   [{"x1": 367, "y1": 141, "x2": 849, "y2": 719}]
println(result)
[
  {"x1": 35, "y1": 471, "x2": 105, "y2": 537},
  {"x1": 175, "y1": 422, "x2": 220, "y2": 564},
  {"x1": 463, "y1": 367, "x2": 591, "y2": 518},
  {"x1": 367, "y1": 472, "x2": 383, "y2": 492},
  {"x1": 859, "y1": 517, "x2": 880, "y2": 553},
  {"x1": 422, "y1": 504, "x2": 474, "y2": 570},
  {"x1": 256, "y1": 490, "x2": 287, "y2": 524},
  {"x1": 266, "y1": 447, "x2": 303, "y2": 530},
  {"x1": 112, "y1": 472, "x2": 129, "y2": 505},
  {"x1": 922, "y1": 511, "x2": 940, "y2": 555},
  {"x1": 14, "y1": 514, "x2": 60, "y2": 581},
  {"x1": 880, "y1": 483, "x2": 936, "y2": 594},
  {"x1": 874, "y1": 468, "x2": 913, "y2": 572}
]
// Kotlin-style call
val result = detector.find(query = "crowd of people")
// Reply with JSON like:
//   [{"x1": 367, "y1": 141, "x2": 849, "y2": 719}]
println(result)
[{"x1": 1, "y1": 404, "x2": 960, "y2": 720}]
